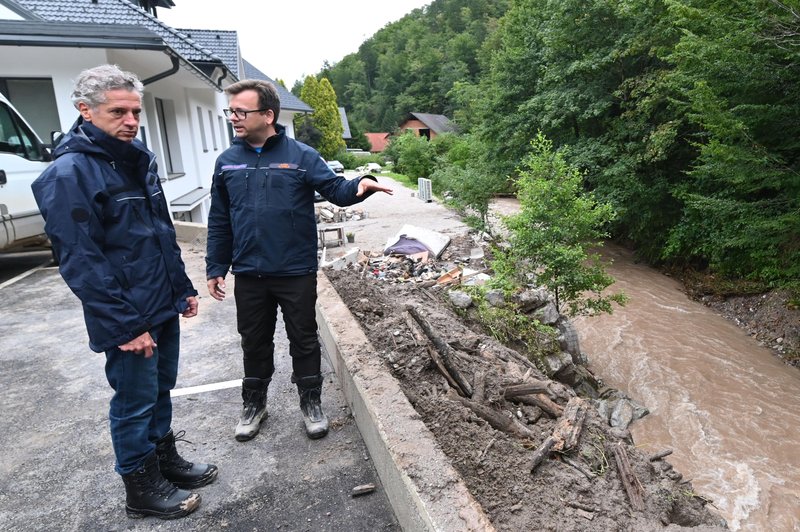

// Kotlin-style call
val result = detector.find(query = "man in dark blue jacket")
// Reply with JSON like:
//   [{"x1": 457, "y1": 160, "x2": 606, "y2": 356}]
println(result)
[
  {"x1": 32, "y1": 65, "x2": 216, "y2": 520},
  {"x1": 206, "y1": 79, "x2": 392, "y2": 442}
]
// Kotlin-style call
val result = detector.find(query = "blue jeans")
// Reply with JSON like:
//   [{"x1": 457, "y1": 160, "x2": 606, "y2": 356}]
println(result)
[{"x1": 104, "y1": 316, "x2": 180, "y2": 475}]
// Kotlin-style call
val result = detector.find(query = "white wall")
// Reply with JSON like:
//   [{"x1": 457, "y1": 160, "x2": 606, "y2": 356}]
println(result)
[{"x1": 0, "y1": 46, "x2": 109, "y2": 132}]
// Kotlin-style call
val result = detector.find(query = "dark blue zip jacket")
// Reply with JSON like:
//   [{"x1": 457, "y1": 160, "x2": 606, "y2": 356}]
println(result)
[
  {"x1": 206, "y1": 125, "x2": 375, "y2": 278},
  {"x1": 31, "y1": 118, "x2": 197, "y2": 353}
]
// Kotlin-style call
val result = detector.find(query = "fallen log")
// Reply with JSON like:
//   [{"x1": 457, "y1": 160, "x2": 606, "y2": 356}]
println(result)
[
  {"x1": 407, "y1": 305, "x2": 473, "y2": 397},
  {"x1": 512, "y1": 393, "x2": 564, "y2": 418},
  {"x1": 452, "y1": 394, "x2": 538, "y2": 440},
  {"x1": 531, "y1": 397, "x2": 588, "y2": 473},
  {"x1": 503, "y1": 380, "x2": 552, "y2": 399},
  {"x1": 425, "y1": 346, "x2": 464, "y2": 396},
  {"x1": 611, "y1": 441, "x2": 645, "y2": 511},
  {"x1": 648, "y1": 449, "x2": 673, "y2": 462}
]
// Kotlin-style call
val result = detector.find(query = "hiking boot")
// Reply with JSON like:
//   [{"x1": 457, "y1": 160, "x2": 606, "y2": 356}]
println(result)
[
  {"x1": 122, "y1": 452, "x2": 200, "y2": 520},
  {"x1": 155, "y1": 429, "x2": 218, "y2": 489},
  {"x1": 293, "y1": 374, "x2": 329, "y2": 439},
  {"x1": 235, "y1": 377, "x2": 270, "y2": 442}
]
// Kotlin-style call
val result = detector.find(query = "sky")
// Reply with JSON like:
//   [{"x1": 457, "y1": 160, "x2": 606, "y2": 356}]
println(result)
[{"x1": 158, "y1": 0, "x2": 432, "y2": 87}]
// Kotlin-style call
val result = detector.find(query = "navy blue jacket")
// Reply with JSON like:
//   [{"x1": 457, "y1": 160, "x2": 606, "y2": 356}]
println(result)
[
  {"x1": 206, "y1": 125, "x2": 373, "y2": 278},
  {"x1": 31, "y1": 118, "x2": 197, "y2": 353}
]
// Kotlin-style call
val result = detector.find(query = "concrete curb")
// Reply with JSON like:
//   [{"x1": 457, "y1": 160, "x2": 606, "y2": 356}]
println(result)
[{"x1": 316, "y1": 272, "x2": 495, "y2": 532}]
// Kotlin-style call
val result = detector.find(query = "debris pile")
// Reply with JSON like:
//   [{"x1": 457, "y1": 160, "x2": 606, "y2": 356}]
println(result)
[
  {"x1": 325, "y1": 257, "x2": 726, "y2": 531},
  {"x1": 315, "y1": 205, "x2": 368, "y2": 224}
]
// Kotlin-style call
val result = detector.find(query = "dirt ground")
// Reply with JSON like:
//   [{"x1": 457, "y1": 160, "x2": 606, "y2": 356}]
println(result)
[{"x1": 324, "y1": 234, "x2": 727, "y2": 532}]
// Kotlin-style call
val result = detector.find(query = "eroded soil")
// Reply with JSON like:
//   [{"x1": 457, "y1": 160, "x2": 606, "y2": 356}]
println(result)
[{"x1": 325, "y1": 235, "x2": 726, "y2": 531}]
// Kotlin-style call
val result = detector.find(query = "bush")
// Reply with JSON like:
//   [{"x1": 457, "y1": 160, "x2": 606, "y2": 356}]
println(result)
[
  {"x1": 383, "y1": 131, "x2": 435, "y2": 178},
  {"x1": 336, "y1": 151, "x2": 386, "y2": 170}
]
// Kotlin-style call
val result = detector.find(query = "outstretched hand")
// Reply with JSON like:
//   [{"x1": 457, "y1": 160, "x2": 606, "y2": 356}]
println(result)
[{"x1": 356, "y1": 178, "x2": 393, "y2": 197}]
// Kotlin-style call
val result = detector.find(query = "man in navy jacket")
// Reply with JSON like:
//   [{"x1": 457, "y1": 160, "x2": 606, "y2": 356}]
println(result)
[
  {"x1": 206, "y1": 79, "x2": 392, "y2": 442},
  {"x1": 32, "y1": 65, "x2": 216, "y2": 520}
]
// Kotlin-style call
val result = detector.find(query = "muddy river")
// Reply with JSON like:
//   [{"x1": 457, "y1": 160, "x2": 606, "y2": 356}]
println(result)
[{"x1": 574, "y1": 244, "x2": 800, "y2": 531}]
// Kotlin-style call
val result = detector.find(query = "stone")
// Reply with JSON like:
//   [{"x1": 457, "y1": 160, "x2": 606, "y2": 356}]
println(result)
[
  {"x1": 448, "y1": 290, "x2": 473, "y2": 309},
  {"x1": 543, "y1": 351, "x2": 573, "y2": 376},
  {"x1": 514, "y1": 288, "x2": 550, "y2": 313},
  {"x1": 485, "y1": 289, "x2": 505, "y2": 307},
  {"x1": 535, "y1": 302, "x2": 560, "y2": 325}
]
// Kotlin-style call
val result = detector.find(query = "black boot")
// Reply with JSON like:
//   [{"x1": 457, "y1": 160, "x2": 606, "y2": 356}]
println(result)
[
  {"x1": 293, "y1": 374, "x2": 329, "y2": 440},
  {"x1": 155, "y1": 429, "x2": 218, "y2": 489},
  {"x1": 122, "y1": 452, "x2": 201, "y2": 519},
  {"x1": 235, "y1": 377, "x2": 270, "y2": 442}
]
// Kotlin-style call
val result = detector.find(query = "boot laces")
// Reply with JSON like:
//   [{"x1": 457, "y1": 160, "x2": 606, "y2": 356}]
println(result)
[
  {"x1": 161, "y1": 430, "x2": 194, "y2": 470},
  {"x1": 241, "y1": 390, "x2": 265, "y2": 423},
  {"x1": 137, "y1": 461, "x2": 178, "y2": 499},
  {"x1": 300, "y1": 387, "x2": 324, "y2": 421}
]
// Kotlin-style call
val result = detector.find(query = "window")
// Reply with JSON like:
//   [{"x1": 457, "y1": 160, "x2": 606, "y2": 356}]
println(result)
[
  {"x1": 208, "y1": 110, "x2": 218, "y2": 150},
  {"x1": 0, "y1": 101, "x2": 47, "y2": 161},
  {"x1": 219, "y1": 116, "x2": 229, "y2": 148},
  {"x1": 0, "y1": 78, "x2": 60, "y2": 143},
  {"x1": 155, "y1": 97, "x2": 184, "y2": 177},
  {"x1": 196, "y1": 106, "x2": 208, "y2": 152}
]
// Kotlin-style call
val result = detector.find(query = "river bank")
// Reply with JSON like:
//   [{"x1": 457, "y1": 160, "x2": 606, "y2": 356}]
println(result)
[{"x1": 689, "y1": 287, "x2": 799, "y2": 367}]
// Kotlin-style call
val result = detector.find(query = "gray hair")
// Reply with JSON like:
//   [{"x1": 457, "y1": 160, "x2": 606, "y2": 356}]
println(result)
[{"x1": 70, "y1": 64, "x2": 144, "y2": 109}]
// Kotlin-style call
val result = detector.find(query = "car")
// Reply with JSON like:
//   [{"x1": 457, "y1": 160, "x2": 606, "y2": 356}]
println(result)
[
  {"x1": 364, "y1": 162, "x2": 382, "y2": 173},
  {"x1": 326, "y1": 160, "x2": 344, "y2": 174},
  {"x1": 0, "y1": 92, "x2": 52, "y2": 254}
]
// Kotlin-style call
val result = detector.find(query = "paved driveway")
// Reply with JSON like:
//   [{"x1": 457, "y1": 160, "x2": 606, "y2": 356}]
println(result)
[{"x1": 0, "y1": 240, "x2": 398, "y2": 531}]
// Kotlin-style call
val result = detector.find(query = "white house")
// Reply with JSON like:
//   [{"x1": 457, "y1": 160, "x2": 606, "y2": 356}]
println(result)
[{"x1": 0, "y1": 0, "x2": 312, "y2": 223}]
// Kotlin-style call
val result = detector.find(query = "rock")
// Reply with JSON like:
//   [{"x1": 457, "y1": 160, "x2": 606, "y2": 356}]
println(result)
[
  {"x1": 544, "y1": 351, "x2": 573, "y2": 376},
  {"x1": 513, "y1": 288, "x2": 550, "y2": 313},
  {"x1": 448, "y1": 290, "x2": 473, "y2": 309},
  {"x1": 610, "y1": 397, "x2": 650, "y2": 430},
  {"x1": 556, "y1": 318, "x2": 582, "y2": 362},
  {"x1": 485, "y1": 289, "x2": 505, "y2": 307},
  {"x1": 535, "y1": 302, "x2": 560, "y2": 325}
]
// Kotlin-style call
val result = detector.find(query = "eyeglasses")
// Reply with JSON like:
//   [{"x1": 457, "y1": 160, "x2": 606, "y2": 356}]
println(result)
[{"x1": 223, "y1": 107, "x2": 268, "y2": 119}]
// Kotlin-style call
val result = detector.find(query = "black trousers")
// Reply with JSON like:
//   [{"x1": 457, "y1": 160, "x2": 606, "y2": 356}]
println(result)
[{"x1": 233, "y1": 273, "x2": 321, "y2": 380}]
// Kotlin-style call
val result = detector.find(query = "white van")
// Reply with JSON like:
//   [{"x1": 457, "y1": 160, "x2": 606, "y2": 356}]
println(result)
[{"x1": 0, "y1": 92, "x2": 51, "y2": 253}]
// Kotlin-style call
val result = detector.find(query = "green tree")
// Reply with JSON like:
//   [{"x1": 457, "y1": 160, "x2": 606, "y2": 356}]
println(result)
[
  {"x1": 299, "y1": 76, "x2": 345, "y2": 159},
  {"x1": 383, "y1": 131, "x2": 435, "y2": 179},
  {"x1": 660, "y1": 0, "x2": 800, "y2": 284},
  {"x1": 501, "y1": 134, "x2": 626, "y2": 316}
]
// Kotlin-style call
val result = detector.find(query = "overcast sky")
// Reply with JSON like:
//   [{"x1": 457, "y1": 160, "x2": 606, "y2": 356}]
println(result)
[{"x1": 158, "y1": 0, "x2": 432, "y2": 87}]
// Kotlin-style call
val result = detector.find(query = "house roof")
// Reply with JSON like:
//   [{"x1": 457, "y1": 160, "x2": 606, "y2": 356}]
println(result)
[
  {"x1": 0, "y1": 19, "x2": 165, "y2": 49},
  {"x1": 365, "y1": 132, "x2": 390, "y2": 152},
  {"x1": 338, "y1": 107, "x2": 351, "y2": 139},
  {"x1": 242, "y1": 59, "x2": 312, "y2": 113},
  {"x1": 4, "y1": 0, "x2": 233, "y2": 87},
  {"x1": 176, "y1": 28, "x2": 239, "y2": 75},
  {"x1": 407, "y1": 112, "x2": 456, "y2": 134}
]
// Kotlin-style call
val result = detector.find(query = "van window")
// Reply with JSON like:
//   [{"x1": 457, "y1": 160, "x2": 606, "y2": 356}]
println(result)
[{"x1": 0, "y1": 102, "x2": 46, "y2": 162}]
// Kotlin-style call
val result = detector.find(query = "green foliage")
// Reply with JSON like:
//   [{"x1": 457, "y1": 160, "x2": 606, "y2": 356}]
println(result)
[
  {"x1": 307, "y1": 0, "x2": 800, "y2": 289},
  {"x1": 383, "y1": 131, "x2": 435, "y2": 178},
  {"x1": 659, "y1": 1, "x2": 800, "y2": 285},
  {"x1": 336, "y1": 151, "x2": 385, "y2": 170},
  {"x1": 323, "y1": 0, "x2": 509, "y2": 131},
  {"x1": 500, "y1": 133, "x2": 627, "y2": 316},
  {"x1": 345, "y1": 121, "x2": 372, "y2": 152},
  {"x1": 429, "y1": 133, "x2": 505, "y2": 232},
  {"x1": 294, "y1": 116, "x2": 322, "y2": 149},
  {"x1": 299, "y1": 76, "x2": 346, "y2": 159},
  {"x1": 463, "y1": 285, "x2": 558, "y2": 369}
]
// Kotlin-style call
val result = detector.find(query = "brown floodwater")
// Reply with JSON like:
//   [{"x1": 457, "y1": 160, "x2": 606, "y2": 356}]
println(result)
[{"x1": 574, "y1": 244, "x2": 800, "y2": 531}]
